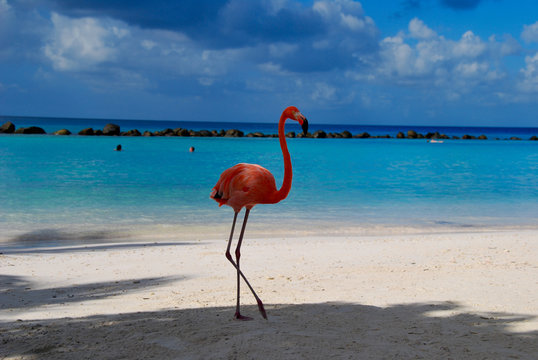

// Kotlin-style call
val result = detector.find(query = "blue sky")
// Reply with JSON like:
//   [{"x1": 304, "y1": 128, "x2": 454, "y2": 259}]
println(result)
[{"x1": 1, "y1": 0, "x2": 537, "y2": 126}]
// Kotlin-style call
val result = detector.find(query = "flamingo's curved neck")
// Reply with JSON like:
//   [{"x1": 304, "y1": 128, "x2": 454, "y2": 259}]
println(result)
[{"x1": 272, "y1": 112, "x2": 292, "y2": 203}]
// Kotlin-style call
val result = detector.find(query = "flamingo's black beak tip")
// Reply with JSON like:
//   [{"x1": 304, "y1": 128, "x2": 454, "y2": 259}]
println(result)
[{"x1": 302, "y1": 118, "x2": 309, "y2": 135}]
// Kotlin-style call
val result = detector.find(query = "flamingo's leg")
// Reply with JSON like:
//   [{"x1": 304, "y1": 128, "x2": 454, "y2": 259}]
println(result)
[
  {"x1": 224, "y1": 210, "x2": 267, "y2": 320},
  {"x1": 235, "y1": 209, "x2": 267, "y2": 320}
]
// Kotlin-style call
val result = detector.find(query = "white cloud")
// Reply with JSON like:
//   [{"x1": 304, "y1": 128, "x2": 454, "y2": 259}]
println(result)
[
  {"x1": 311, "y1": 82, "x2": 336, "y2": 101},
  {"x1": 408, "y1": 18, "x2": 436, "y2": 40},
  {"x1": 313, "y1": 0, "x2": 375, "y2": 35},
  {"x1": 452, "y1": 31, "x2": 486, "y2": 58},
  {"x1": 44, "y1": 13, "x2": 128, "y2": 71},
  {"x1": 519, "y1": 52, "x2": 538, "y2": 92},
  {"x1": 377, "y1": 18, "x2": 509, "y2": 100},
  {"x1": 521, "y1": 21, "x2": 538, "y2": 43}
]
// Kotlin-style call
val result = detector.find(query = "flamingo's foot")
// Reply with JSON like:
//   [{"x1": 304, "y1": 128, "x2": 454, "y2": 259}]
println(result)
[
  {"x1": 234, "y1": 312, "x2": 254, "y2": 321},
  {"x1": 257, "y1": 299, "x2": 268, "y2": 320}
]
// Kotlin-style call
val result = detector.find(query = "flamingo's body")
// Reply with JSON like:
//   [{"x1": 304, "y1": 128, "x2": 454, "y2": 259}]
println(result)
[{"x1": 210, "y1": 106, "x2": 308, "y2": 320}]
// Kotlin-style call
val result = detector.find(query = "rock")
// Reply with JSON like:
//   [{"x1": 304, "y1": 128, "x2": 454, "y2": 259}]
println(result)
[
  {"x1": 143, "y1": 131, "x2": 154, "y2": 136},
  {"x1": 530, "y1": 135, "x2": 538, "y2": 141},
  {"x1": 199, "y1": 130, "x2": 213, "y2": 137},
  {"x1": 224, "y1": 129, "x2": 244, "y2": 137},
  {"x1": 341, "y1": 130, "x2": 352, "y2": 138},
  {"x1": 327, "y1": 132, "x2": 342, "y2": 138},
  {"x1": 79, "y1": 128, "x2": 94, "y2": 135},
  {"x1": 0, "y1": 121, "x2": 15, "y2": 133},
  {"x1": 462, "y1": 134, "x2": 476, "y2": 140},
  {"x1": 354, "y1": 132, "x2": 370, "y2": 139},
  {"x1": 510, "y1": 136, "x2": 521, "y2": 140},
  {"x1": 15, "y1": 126, "x2": 46, "y2": 134},
  {"x1": 158, "y1": 128, "x2": 174, "y2": 136},
  {"x1": 407, "y1": 130, "x2": 418, "y2": 139},
  {"x1": 122, "y1": 129, "x2": 141, "y2": 136},
  {"x1": 177, "y1": 129, "x2": 190, "y2": 136},
  {"x1": 396, "y1": 131, "x2": 405, "y2": 139},
  {"x1": 53, "y1": 129, "x2": 71, "y2": 135},
  {"x1": 478, "y1": 134, "x2": 487, "y2": 140},
  {"x1": 246, "y1": 132, "x2": 265, "y2": 138},
  {"x1": 103, "y1": 123, "x2": 120, "y2": 136},
  {"x1": 286, "y1": 131, "x2": 296, "y2": 138},
  {"x1": 313, "y1": 130, "x2": 327, "y2": 138}
]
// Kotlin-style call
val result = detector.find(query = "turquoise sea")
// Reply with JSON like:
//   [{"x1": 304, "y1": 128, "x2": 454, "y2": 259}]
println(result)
[{"x1": 1, "y1": 117, "x2": 537, "y2": 247}]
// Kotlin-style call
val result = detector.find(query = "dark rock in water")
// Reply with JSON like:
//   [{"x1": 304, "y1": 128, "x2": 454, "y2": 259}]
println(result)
[
  {"x1": 53, "y1": 129, "x2": 71, "y2": 135},
  {"x1": 341, "y1": 130, "x2": 352, "y2": 138},
  {"x1": 286, "y1": 131, "x2": 295, "y2": 138},
  {"x1": 159, "y1": 128, "x2": 174, "y2": 136},
  {"x1": 396, "y1": 131, "x2": 405, "y2": 139},
  {"x1": 143, "y1": 131, "x2": 153, "y2": 136},
  {"x1": 79, "y1": 128, "x2": 94, "y2": 135},
  {"x1": 296, "y1": 132, "x2": 312, "y2": 138},
  {"x1": 313, "y1": 130, "x2": 327, "y2": 138},
  {"x1": 122, "y1": 129, "x2": 141, "y2": 136},
  {"x1": 478, "y1": 134, "x2": 487, "y2": 140},
  {"x1": 407, "y1": 130, "x2": 418, "y2": 139},
  {"x1": 510, "y1": 136, "x2": 521, "y2": 140},
  {"x1": 354, "y1": 132, "x2": 370, "y2": 138},
  {"x1": 177, "y1": 128, "x2": 190, "y2": 136},
  {"x1": 94, "y1": 129, "x2": 103, "y2": 136},
  {"x1": 530, "y1": 135, "x2": 538, "y2": 141},
  {"x1": 103, "y1": 123, "x2": 120, "y2": 136},
  {"x1": 329, "y1": 132, "x2": 343, "y2": 138},
  {"x1": 0, "y1": 121, "x2": 15, "y2": 133},
  {"x1": 15, "y1": 126, "x2": 46, "y2": 134},
  {"x1": 462, "y1": 134, "x2": 476, "y2": 140},
  {"x1": 246, "y1": 132, "x2": 265, "y2": 138},
  {"x1": 199, "y1": 130, "x2": 212, "y2": 137},
  {"x1": 452, "y1": 136, "x2": 460, "y2": 140},
  {"x1": 225, "y1": 129, "x2": 244, "y2": 137}
]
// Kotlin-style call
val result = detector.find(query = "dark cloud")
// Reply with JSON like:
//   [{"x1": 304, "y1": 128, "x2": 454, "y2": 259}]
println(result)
[
  {"x1": 42, "y1": 0, "x2": 326, "y2": 48},
  {"x1": 37, "y1": 0, "x2": 379, "y2": 73},
  {"x1": 440, "y1": 0, "x2": 482, "y2": 10}
]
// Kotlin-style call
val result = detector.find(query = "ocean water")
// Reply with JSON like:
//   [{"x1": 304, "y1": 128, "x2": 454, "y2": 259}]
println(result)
[{"x1": 1, "y1": 118, "x2": 538, "y2": 246}]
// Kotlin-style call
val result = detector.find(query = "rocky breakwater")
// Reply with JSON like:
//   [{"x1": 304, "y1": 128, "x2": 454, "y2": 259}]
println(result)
[{"x1": 1, "y1": 120, "x2": 537, "y2": 140}]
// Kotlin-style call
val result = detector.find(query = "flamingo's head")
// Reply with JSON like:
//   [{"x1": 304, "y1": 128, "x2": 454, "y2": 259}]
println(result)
[{"x1": 284, "y1": 106, "x2": 309, "y2": 135}]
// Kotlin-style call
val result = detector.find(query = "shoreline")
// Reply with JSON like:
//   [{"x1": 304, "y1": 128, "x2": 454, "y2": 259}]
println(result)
[
  {"x1": 2, "y1": 120, "x2": 538, "y2": 140},
  {"x1": 1, "y1": 228, "x2": 537, "y2": 358},
  {"x1": 2, "y1": 221, "x2": 538, "y2": 249}
]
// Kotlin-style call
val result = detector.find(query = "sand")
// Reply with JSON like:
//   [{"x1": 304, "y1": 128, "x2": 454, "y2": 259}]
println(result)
[{"x1": 1, "y1": 228, "x2": 537, "y2": 359}]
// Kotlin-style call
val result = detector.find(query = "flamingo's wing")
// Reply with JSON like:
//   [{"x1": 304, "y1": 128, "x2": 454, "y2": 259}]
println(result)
[{"x1": 210, "y1": 163, "x2": 277, "y2": 209}]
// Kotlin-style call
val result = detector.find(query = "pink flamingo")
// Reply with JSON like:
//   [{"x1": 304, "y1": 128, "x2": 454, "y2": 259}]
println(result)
[{"x1": 210, "y1": 106, "x2": 308, "y2": 320}]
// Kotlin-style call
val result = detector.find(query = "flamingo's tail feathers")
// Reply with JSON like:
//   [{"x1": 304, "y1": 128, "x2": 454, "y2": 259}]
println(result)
[{"x1": 210, "y1": 188, "x2": 227, "y2": 206}]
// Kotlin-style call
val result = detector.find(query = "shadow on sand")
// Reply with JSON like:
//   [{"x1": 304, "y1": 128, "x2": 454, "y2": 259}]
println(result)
[
  {"x1": 1, "y1": 227, "x2": 201, "y2": 254},
  {"x1": 1, "y1": 299, "x2": 536, "y2": 359}
]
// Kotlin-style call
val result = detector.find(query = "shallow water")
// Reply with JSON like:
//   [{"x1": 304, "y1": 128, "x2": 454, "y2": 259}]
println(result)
[{"x1": 1, "y1": 132, "x2": 537, "y2": 246}]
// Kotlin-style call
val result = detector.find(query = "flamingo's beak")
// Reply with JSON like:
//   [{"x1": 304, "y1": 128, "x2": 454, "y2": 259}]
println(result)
[{"x1": 301, "y1": 118, "x2": 309, "y2": 135}]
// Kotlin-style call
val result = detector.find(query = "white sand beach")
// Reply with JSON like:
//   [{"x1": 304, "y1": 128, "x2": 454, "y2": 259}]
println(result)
[{"x1": 1, "y1": 228, "x2": 537, "y2": 359}]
